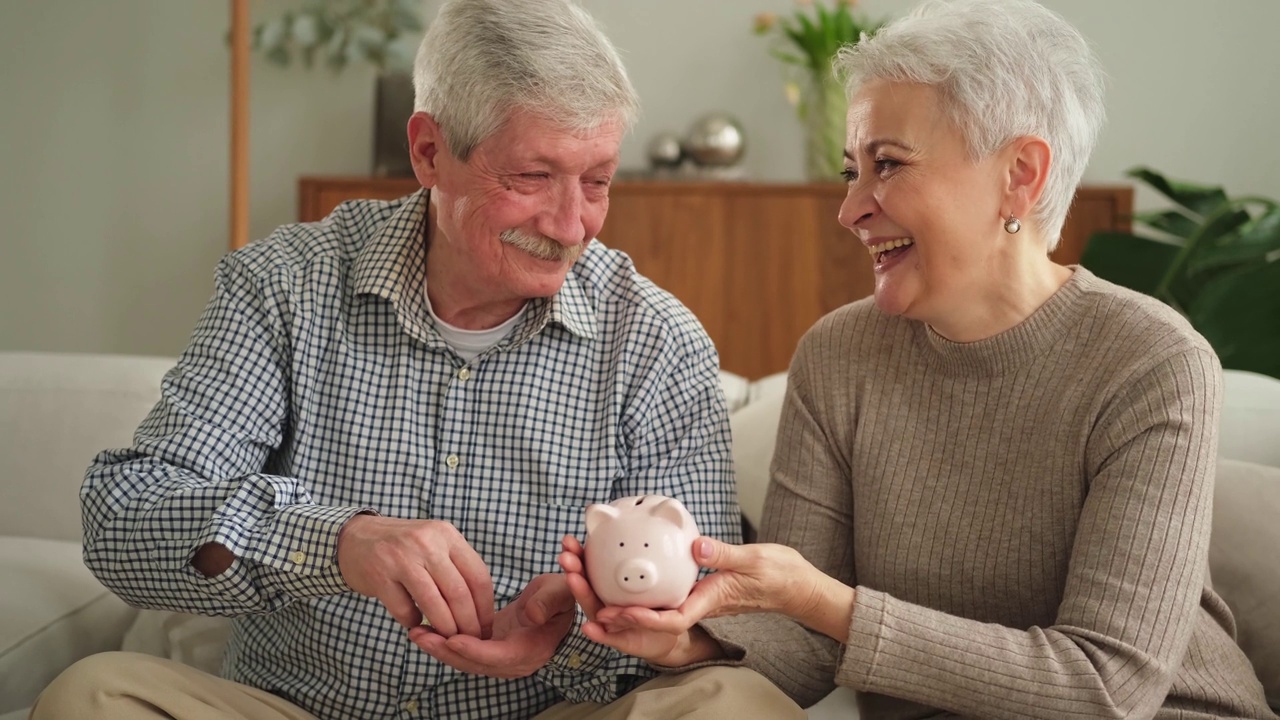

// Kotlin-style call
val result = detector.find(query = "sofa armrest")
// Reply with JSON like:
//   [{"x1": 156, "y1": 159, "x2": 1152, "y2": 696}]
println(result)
[
  {"x1": 0, "y1": 537, "x2": 138, "y2": 714},
  {"x1": 1210, "y1": 459, "x2": 1280, "y2": 709}
]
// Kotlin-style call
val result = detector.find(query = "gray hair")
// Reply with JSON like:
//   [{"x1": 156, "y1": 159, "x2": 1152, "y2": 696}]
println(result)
[
  {"x1": 836, "y1": 0, "x2": 1106, "y2": 249},
  {"x1": 413, "y1": 0, "x2": 639, "y2": 160}
]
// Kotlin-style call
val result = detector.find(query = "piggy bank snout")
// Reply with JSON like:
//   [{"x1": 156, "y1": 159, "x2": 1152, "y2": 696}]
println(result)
[
  {"x1": 584, "y1": 495, "x2": 700, "y2": 608},
  {"x1": 615, "y1": 558, "x2": 659, "y2": 594}
]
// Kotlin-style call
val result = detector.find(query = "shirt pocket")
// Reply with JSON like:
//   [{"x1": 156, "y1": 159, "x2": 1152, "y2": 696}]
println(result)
[{"x1": 531, "y1": 502, "x2": 596, "y2": 567}]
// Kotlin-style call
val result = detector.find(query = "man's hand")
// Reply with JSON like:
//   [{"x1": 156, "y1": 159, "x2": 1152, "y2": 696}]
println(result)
[
  {"x1": 336, "y1": 515, "x2": 494, "y2": 639},
  {"x1": 409, "y1": 573, "x2": 576, "y2": 678}
]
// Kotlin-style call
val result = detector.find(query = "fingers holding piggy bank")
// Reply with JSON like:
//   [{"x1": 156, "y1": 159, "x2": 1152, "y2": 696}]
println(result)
[{"x1": 583, "y1": 495, "x2": 700, "y2": 609}]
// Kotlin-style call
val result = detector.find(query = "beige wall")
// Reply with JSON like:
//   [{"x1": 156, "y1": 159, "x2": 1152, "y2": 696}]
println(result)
[{"x1": 2, "y1": 0, "x2": 1277, "y2": 356}]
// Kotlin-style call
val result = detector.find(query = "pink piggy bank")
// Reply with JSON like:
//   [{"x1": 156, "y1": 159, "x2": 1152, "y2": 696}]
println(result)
[{"x1": 583, "y1": 495, "x2": 700, "y2": 609}]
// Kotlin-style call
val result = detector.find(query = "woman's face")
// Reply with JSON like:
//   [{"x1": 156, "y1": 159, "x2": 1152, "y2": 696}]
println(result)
[{"x1": 839, "y1": 79, "x2": 1009, "y2": 323}]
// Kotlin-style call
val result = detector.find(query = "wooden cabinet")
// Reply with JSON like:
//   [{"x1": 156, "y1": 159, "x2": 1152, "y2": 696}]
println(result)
[{"x1": 300, "y1": 176, "x2": 1131, "y2": 378}]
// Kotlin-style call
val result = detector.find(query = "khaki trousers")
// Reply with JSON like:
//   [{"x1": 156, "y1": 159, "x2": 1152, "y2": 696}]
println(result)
[{"x1": 31, "y1": 651, "x2": 805, "y2": 720}]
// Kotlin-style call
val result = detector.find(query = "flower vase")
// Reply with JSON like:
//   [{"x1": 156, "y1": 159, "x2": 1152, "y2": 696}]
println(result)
[{"x1": 799, "y1": 71, "x2": 848, "y2": 182}]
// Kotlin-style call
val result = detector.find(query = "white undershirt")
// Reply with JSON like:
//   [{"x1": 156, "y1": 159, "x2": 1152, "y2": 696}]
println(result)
[{"x1": 424, "y1": 287, "x2": 527, "y2": 362}]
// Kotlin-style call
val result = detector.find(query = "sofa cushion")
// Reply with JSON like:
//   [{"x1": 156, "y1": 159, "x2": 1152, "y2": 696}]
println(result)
[
  {"x1": 730, "y1": 387, "x2": 786, "y2": 531},
  {"x1": 0, "y1": 352, "x2": 174, "y2": 542},
  {"x1": 0, "y1": 537, "x2": 137, "y2": 714},
  {"x1": 1210, "y1": 458, "x2": 1280, "y2": 707},
  {"x1": 121, "y1": 609, "x2": 231, "y2": 677},
  {"x1": 1221, "y1": 370, "x2": 1280, "y2": 467},
  {"x1": 719, "y1": 370, "x2": 751, "y2": 414}
]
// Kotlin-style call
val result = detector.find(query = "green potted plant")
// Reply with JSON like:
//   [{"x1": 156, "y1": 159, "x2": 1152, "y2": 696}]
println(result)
[
  {"x1": 1081, "y1": 167, "x2": 1280, "y2": 379},
  {"x1": 251, "y1": 0, "x2": 425, "y2": 177},
  {"x1": 752, "y1": 0, "x2": 883, "y2": 181}
]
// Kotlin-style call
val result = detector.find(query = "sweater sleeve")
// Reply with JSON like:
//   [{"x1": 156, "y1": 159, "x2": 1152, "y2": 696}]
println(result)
[
  {"x1": 697, "y1": 330, "x2": 856, "y2": 708},
  {"x1": 838, "y1": 348, "x2": 1223, "y2": 720}
]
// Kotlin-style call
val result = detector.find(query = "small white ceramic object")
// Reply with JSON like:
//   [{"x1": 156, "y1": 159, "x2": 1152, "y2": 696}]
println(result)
[{"x1": 583, "y1": 495, "x2": 701, "y2": 609}]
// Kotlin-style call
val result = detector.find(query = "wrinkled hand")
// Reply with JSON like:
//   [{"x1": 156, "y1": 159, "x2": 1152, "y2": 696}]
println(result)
[
  {"x1": 409, "y1": 573, "x2": 576, "y2": 678},
  {"x1": 337, "y1": 514, "x2": 494, "y2": 639},
  {"x1": 558, "y1": 536, "x2": 720, "y2": 666},
  {"x1": 592, "y1": 537, "x2": 825, "y2": 637}
]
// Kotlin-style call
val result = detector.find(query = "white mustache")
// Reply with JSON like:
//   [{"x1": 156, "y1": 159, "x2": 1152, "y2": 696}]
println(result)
[{"x1": 499, "y1": 228, "x2": 582, "y2": 263}]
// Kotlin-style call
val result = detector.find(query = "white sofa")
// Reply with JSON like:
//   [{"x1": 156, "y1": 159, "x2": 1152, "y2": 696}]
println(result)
[{"x1": 2, "y1": 352, "x2": 1277, "y2": 718}]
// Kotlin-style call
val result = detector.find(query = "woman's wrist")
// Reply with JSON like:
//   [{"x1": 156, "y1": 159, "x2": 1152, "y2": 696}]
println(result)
[
  {"x1": 663, "y1": 625, "x2": 726, "y2": 666},
  {"x1": 788, "y1": 571, "x2": 857, "y2": 641}
]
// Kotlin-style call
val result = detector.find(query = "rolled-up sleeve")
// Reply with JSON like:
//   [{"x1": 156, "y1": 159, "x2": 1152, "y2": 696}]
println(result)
[{"x1": 82, "y1": 254, "x2": 373, "y2": 616}]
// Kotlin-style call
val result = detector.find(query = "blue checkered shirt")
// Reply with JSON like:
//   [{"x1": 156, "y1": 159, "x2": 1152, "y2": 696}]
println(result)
[{"x1": 81, "y1": 190, "x2": 741, "y2": 719}]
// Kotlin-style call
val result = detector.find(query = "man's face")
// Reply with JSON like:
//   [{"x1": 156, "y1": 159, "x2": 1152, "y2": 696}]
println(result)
[{"x1": 410, "y1": 109, "x2": 624, "y2": 306}]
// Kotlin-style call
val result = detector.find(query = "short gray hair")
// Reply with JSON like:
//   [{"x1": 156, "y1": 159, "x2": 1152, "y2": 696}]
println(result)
[
  {"x1": 413, "y1": 0, "x2": 640, "y2": 160},
  {"x1": 836, "y1": 0, "x2": 1106, "y2": 249}
]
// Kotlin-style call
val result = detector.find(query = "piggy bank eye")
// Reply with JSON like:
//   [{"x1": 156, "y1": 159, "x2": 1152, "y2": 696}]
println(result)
[
  {"x1": 644, "y1": 543, "x2": 649, "y2": 547},
  {"x1": 634, "y1": 498, "x2": 645, "y2": 506},
  {"x1": 619, "y1": 542, "x2": 625, "y2": 547}
]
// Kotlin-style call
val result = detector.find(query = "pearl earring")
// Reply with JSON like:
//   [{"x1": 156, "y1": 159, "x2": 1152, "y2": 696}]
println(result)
[{"x1": 1004, "y1": 215, "x2": 1021, "y2": 234}]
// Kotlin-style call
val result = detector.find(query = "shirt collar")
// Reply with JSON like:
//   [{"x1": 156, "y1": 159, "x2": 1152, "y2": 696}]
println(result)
[{"x1": 351, "y1": 188, "x2": 597, "y2": 348}]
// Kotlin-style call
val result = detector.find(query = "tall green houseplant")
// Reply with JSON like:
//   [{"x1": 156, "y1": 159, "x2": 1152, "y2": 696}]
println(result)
[{"x1": 1081, "y1": 167, "x2": 1280, "y2": 379}]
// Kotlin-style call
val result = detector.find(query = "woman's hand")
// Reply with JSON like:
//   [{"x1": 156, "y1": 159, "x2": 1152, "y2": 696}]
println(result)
[
  {"x1": 558, "y1": 536, "x2": 724, "y2": 666},
  {"x1": 599, "y1": 537, "x2": 857, "y2": 642}
]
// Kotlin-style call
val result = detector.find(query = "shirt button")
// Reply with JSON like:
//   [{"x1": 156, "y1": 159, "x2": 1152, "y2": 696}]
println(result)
[
  {"x1": 568, "y1": 653, "x2": 583, "y2": 669},
  {"x1": 445, "y1": 454, "x2": 460, "y2": 469},
  {"x1": 289, "y1": 551, "x2": 306, "y2": 564},
  {"x1": 457, "y1": 367, "x2": 471, "y2": 382},
  {"x1": 405, "y1": 699, "x2": 419, "y2": 713}
]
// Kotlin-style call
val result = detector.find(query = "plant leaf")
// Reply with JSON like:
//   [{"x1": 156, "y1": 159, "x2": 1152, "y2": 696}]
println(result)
[
  {"x1": 1126, "y1": 166, "x2": 1228, "y2": 217},
  {"x1": 292, "y1": 13, "x2": 321, "y2": 48},
  {"x1": 1188, "y1": 206, "x2": 1280, "y2": 275},
  {"x1": 384, "y1": 37, "x2": 417, "y2": 73},
  {"x1": 1189, "y1": 260, "x2": 1280, "y2": 379},
  {"x1": 1233, "y1": 205, "x2": 1280, "y2": 248},
  {"x1": 353, "y1": 22, "x2": 387, "y2": 49},
  {"x1": 1132, "y1": 209, "x2": 1198, "y2": 240},
  {"x1": 1154, "y1": 205, "x2": 1251, "y2": 301},
  {"x1": 259, "y1": 17, "x2": 288, "y2": 53},
  {"x1": 251, "y1": 0, "x2": 421, "y2": 74},
  {"x1": 325, "y1": 26, "x2": 348, "y2": 71},
  {"x1": 1183, "y1": 207, "x2": 1252, "y2": 275},
  {"x1": 834, "y1": 6, "x2": 855, "y2": 44},
  {"x1": 391, "y1": 8, "x2": 423, "y2": 33},
  {"x1": 1080, "y1": 231, "x2": 1178, "y2": 297},
  {"x1": 769, "y1": 49, "x2": 808, "y2": 66},
  {"x1": 392, "y1": 0, "x2": 424, "y2": 30},
  {"x1": 266, "y1": 45, "x2": 291, "y2": 66}
]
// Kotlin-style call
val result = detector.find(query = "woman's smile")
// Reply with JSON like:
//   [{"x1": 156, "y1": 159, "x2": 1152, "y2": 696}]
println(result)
[{"x1": 866, "y1": 237, "x2": 915, "y2": 271}]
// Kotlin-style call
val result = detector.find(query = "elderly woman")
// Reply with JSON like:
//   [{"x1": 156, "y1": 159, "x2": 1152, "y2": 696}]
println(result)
[{"x1": 560, "y1": 0, "x2": 1277, "y2": 717}]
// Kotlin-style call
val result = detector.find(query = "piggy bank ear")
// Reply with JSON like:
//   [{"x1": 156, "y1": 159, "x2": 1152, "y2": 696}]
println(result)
[
  {"x1": 648, "y1": 497, "x2": 693, "y2": 532},
  {"x1": 585, "y1": 504, "x2": 621, "y2": 536}
]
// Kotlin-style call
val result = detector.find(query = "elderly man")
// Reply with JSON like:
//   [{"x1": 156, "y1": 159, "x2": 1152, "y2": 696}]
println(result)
[{"x1": 29, "y1": 1, "x2": 805, "y2": 719}]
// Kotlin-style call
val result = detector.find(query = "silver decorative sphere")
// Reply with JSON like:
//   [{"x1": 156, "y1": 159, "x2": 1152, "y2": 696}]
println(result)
[
  {"x1": 681, "y1": 112, "x2": 746, "y2": 167},
  {"x1": 646, "y1": 131, "x2": 685, "y2": 169}
]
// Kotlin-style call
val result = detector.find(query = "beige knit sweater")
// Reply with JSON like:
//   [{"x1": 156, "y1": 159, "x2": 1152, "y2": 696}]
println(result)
[{"x1": 703, "y1": 268, "x2": 1275, "y2": 719}]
